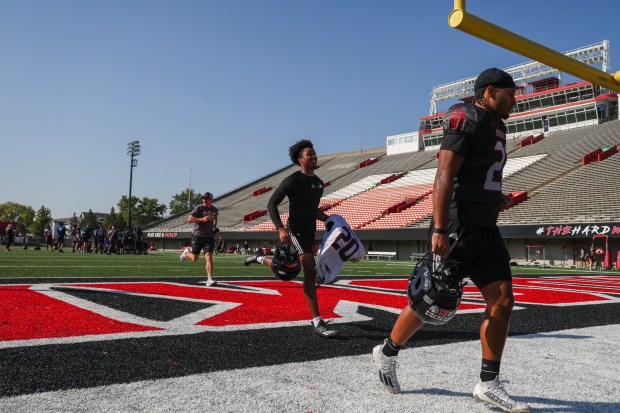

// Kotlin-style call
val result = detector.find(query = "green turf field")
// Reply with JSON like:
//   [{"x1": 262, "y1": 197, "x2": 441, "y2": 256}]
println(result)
[{"x1": 0, "y1": 248, "x2": 599, "y2": 279}]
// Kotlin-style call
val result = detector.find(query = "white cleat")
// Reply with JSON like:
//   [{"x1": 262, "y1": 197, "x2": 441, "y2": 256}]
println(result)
[
  {"x1": 180, "y1": 247, "x2": 190, "y2": 261},
  {"x1": 473, "y1": 377, "x2": 531, "y2": 412},
  {"x1": 372, "y1": 339, "x2": 401, "y2": 394},
  {"x1": 206, "y1": 278, "x2": 218, "y2": 287}
]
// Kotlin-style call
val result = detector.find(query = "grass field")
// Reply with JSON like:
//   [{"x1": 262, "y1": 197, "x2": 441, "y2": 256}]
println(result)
[{"x1": 0, "y1": 248, "x2": 599, "y2": 278}]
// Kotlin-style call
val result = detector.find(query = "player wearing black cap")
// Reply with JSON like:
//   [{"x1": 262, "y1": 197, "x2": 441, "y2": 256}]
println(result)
[
  {"x1": 180, "y1": 192, "x2": 219, "y2": 287},
  {"x1": 372, "y1": 68, "x2": 530, "y2": 412}
]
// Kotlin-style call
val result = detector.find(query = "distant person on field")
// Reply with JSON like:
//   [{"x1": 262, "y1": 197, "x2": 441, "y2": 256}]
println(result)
[
  {"x1": 134, "y1": 226, "x2": 144, "y2": 255},
  {"x1": 180, "y1": 192, "x2": 219, "y2": 287},
  {"x1": 588, "y1": 248, "x2": 595, "y2": 270},
  {"x1": 44, "y1": 226, "x2": 53, "y2": 251},
  {"x1": 72, "y1": 225, "x2": 81, "y2": 253},
  {"x1": 56, "y1": 222, "x2": 66, "y2": 253},
  {"x1": 579, "y1": 247, "x2": 587, "y2": 269},
  {"x1": 5, "y1": 224, "x2": 14, "y2": 251}
]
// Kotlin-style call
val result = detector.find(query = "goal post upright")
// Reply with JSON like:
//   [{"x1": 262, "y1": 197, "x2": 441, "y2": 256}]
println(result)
[{"x1": 448, "y1": 0, "x2": 620, "y2": 94}]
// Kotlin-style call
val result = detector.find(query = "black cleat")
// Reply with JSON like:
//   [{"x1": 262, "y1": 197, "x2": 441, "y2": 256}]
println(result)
[
  {"x1": 313, "y1": 320, "x2": 340, "y2": 338},
  {"x1": 244, "y1": 249, "x2": 265, "y2": 266}
]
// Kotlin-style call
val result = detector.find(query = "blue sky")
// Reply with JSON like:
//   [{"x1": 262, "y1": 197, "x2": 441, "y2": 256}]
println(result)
[{"x1": 2, "y1": 0, "x2": 619, "y2": 219}]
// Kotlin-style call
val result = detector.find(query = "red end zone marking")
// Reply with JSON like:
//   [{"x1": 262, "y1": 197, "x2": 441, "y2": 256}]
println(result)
[
  {"x1": 63, "y1": 281, "x2": 416, "y2": 326},
  {"x1": 0, "y1": 285, "x2": 160, "y2": 341},
  {"x1": 1, "y1": 276, "x2": 617, "y2": 346}
]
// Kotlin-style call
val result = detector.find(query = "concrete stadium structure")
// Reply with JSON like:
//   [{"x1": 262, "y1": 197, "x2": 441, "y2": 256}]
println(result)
[{"x1": 146, "y1": 44, "x2": 620, "y2": 268}]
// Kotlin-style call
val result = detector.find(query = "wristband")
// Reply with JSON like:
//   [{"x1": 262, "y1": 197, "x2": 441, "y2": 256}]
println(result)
[{"x1": 432, "y1": 227, "x2": 448, "y2": 235}]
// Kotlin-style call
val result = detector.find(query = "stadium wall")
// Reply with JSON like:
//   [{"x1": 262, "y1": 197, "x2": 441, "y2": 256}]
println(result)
[{"x1": 145, "y1": 227, "x2": 620, "y2": 268}]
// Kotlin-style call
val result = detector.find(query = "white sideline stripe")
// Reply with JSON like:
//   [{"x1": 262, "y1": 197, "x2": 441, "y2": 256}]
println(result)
[{"x1": 1, "y1": 324, "x2": 617, "y2": 412}]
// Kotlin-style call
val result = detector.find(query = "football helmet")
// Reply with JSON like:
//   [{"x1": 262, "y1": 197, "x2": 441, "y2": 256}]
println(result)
[
  {"x1": 407, "y1": 252, "x2": 464, "y2": 325},
  {"x1": 271, "y1": 245, "x2": 301, "y2": 281}
]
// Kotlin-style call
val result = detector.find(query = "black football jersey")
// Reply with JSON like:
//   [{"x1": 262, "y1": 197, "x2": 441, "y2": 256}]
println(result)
[
  {"x1": 268, "y1": 171, "x2": 324, "y2": 233},
  {"x1": 440, "y1": 103, "x2": 507, "y2": 227}
]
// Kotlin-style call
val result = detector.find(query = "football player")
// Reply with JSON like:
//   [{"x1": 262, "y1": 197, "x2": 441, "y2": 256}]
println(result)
[
  {"x1": 180, "y1": 192, "x2": 219, "y2": 287},
  {"x1": 372, "y1": 68, "x2": 530, "y2": 412},
  {"x1": 246, "y1": 139, "x2": 337, "y2": 338}
]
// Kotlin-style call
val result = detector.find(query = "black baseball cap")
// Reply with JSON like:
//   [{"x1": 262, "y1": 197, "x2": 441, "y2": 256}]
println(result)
[
  {"x1": 474, "y1": 68, "x2": 516, "y2": 94},
  {"x1": 202, "y1": 192, "x2": 214, "y2": 200}
]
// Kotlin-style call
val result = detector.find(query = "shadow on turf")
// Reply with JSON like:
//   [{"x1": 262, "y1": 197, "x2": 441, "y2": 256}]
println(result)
[{"x1": 404, "y1": 388, "x2": 619, "y2": 412}]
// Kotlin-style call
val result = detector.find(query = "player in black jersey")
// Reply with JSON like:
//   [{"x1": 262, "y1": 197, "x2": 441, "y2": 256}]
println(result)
[
  {"x1": 246, "y1": 139, "x2": 337, "y2": 338},
  {"x1": 373, "y1": 68, "x2": 530, "y2": 412}
]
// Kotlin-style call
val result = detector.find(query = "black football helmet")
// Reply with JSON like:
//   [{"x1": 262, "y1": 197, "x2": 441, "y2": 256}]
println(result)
[
  {"x1": 407, "y1": 252, "x2": 464, "y2": 325},
  {"x1": 271, "y1": 245, "x2": 301, "y2": 281}
]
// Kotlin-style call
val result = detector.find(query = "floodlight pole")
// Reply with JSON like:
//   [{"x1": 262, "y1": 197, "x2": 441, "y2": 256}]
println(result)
[
  {"x1": 127, "y1": 141, "x2": 141, "y2": 229},
  {"x1": 188, "y1": 168, "x2": 192, "y2": 209}
]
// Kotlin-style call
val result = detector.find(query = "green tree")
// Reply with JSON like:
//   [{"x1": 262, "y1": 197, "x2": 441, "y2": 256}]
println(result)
[
  {"x1": 70, "y1": 212, "x2": 80, "y2": 229},
  {"x1": 80, "y1": 209, "x2": 99, "y2": 228},
  {"x1": 117, "y1": 195, "x2": 140, "y2": 227},
  {"x1": 117, "y1": 196, "x2": 166, "y2": 227},
  {"x1": 169, "y1": 188, "x2": 200, "y2": 215},
  {"x1": 135, "y1": 197, "x2": 166, "y2": 226},
  {"x1": 31, "y1": 205, "x2": 53, "y2": 237},
  {"x1": 0, "y1": 202, "x2": 36, "y2": 234},
  {"x1": 103, "y1": 207, "x2": 122, "y2": 228}
]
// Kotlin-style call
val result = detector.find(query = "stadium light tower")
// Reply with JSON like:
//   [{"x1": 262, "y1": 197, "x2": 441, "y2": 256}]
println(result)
[{"x1": 126, "y1": 140, "x2": 141, "y2": 229}]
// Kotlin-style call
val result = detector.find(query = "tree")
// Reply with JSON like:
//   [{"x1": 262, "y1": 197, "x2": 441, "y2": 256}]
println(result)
[
  {"x1": 31, "y1": 206, "x2": 53, "y2": 237},
  {"x1": 169, "y1": 188, "x2": 200, "y2": 215},
  {"x1": 117, "y1": 195, "x2": 140, "y2": 227},
  {"x1": 117, "y1": 196, "x2": 166, "y2": 227},
  {"x1": 0, "y1": 202, "x2": 36, "y2": 235},
  {"x1": 80, "y1": 209, "x2": 98, "y2": 228},
  {"x1": 70, "y1": 213, "x2": 80, "y2": 229},
  {"x1": 135, "y1": 197, "x2": 166, "y2": 226},
  {"x1": 103, "y1": 207, "x2": 122, "y2": 228}
]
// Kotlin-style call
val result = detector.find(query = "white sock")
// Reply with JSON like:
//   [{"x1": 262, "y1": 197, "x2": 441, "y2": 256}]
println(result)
[
  {"x1": 257, "y1": 256, "x2": 265, "y2": 264},
  {"x1": 312, "y1": 316, "x2": 323, "y2": 328}
]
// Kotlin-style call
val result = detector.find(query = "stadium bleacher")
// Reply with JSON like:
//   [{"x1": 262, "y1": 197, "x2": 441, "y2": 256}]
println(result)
[{"x1": 145, "y1": 55, "x2": 620, "y2": 264}]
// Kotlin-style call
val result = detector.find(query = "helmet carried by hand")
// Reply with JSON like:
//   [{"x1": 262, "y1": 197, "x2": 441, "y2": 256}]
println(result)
[
  {"x1": 271, "y1": 245, "x2": 301, "y2": 281},
  {"x1": 407, "y1": 252, "x2": 464, "y2": 325}
]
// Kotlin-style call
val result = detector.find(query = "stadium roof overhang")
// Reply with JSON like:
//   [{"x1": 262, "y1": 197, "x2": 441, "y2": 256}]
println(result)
[{"x1": 429, "y1": 41, "x2": 610, "y2": 115}]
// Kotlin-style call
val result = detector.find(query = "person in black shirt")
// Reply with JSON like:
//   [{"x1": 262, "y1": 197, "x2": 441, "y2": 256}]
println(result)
[
  {"x1": 134, "y1": 226, "x2": 144, "y2": 255},
  {"x1": 246, "y1": 139, "x2": 337, "y2": 338},
  {"x1": 180, "y1": 192, "x2": 219, "y2": 287},
  {"x1": 4, "y1": 224, "x2": 14, "y2": 251},
  {"x1": 373, "y1": 68, "x2": 530, "y2": 412}
]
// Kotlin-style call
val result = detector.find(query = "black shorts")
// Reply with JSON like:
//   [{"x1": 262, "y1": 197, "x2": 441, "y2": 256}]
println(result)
[
  {"x1": 57, "y1": 237, "x2": 65, "y2": 243},
  {"x1": 288, "y1": 228, "x2": 315, "y2": 254},
  {"x1": 192, "y1": 236, "x2": 214, "y2": 254},
  {"x1": 430, "y1": 220, "x2": 511, "y2": 290}
]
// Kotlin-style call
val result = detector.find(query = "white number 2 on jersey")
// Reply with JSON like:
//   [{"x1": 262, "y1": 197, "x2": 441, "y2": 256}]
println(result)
[{"x1": 483, "y1": 140, "x2": 506, "y2": 192}]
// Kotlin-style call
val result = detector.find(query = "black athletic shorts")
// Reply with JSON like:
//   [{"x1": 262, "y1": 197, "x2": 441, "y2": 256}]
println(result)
[
  {"x1": 430, "y1": 220, "x2": 511, "y2": 290},
  {"x1": 192, "y1": 236, "x2": 214, "y2": 254},
  {"x1": 288, "y1": 227, "x2": 315, "y2": 255}
]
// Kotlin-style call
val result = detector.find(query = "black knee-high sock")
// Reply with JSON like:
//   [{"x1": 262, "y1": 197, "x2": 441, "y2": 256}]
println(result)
[
  {"x1": 382, "y1": 337, "x2": 402, "y2": 357},
  {"x1": 480, "y1": 359, "x2": 501, "y2": 382}
]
